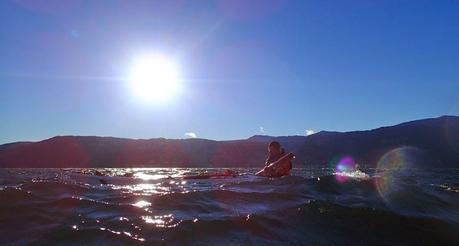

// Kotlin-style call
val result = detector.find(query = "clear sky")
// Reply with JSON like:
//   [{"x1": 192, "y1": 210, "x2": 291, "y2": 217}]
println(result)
[{"x1": 1, "y1": 0, "x2": 458, "y2": 144}]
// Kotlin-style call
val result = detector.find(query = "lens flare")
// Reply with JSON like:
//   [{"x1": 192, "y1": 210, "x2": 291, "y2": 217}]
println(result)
[
  {"x1": 336, "y1": 156, "x2": 355, "y2": 172},
  {"x1": 333, "y1": 156, "x2": 356, "y2": 183},
  {"x1": 375, "y1": 146, "x2": 421, "y2": 204}
]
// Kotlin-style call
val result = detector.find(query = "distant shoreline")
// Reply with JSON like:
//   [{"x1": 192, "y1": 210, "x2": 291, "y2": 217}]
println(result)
[{"x1": 1, "y1": 116, "x2": 458, "y2": 168}]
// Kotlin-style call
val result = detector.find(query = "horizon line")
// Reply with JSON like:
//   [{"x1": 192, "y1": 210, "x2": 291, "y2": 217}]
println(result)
[{"x1": 1, "y1": 114, "x2": 456, "y2": 146}]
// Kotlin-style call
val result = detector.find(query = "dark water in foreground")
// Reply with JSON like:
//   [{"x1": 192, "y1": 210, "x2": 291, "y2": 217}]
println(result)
[{"x1": 0, "y1": 168, "x2": 458, "y2": 245}]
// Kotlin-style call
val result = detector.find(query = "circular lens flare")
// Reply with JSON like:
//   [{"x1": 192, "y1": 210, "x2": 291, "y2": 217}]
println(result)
[{"x1": 375, "y1": 146, "x2": 421, "y2": 204}]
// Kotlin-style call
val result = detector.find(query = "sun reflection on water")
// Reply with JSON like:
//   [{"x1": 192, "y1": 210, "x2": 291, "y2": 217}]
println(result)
[
  {"x1": 132, "y1": 200, "x2": 151, "y2": 208},
  {"x1": 134, "y1": 172, "x2": 168, "y2": 180},
  {"x1": 111, "y1": 183, "x2": 172, "y2": 195},
  {"x1": 142, "y1": 214, "x2": 181, "y2": 228},
  {"x1": 99, "y1": 227, "x2": 145, "y2": 242}
]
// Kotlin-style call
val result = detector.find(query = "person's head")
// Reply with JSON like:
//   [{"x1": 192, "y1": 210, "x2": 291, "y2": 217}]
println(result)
[{"x1": 268, "y1": 141, "x2": 281, "y2": 155}]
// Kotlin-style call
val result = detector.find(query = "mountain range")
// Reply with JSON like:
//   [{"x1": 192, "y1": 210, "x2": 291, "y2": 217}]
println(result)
[{"x1": 1, "y1": 116, "x2": 458, "y2": 168}]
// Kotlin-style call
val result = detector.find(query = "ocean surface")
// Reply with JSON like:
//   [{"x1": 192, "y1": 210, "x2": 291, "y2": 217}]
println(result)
[{"x1": 0, "y1": 168, "x2": 458, "y2": 245}]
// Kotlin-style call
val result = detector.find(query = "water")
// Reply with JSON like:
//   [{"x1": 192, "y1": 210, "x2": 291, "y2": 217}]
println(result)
[{"x1": 0, "y1": 168, "x2": 458, "y2": 245}]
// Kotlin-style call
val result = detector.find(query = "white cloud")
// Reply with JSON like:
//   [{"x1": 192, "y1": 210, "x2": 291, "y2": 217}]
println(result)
[
  {"x1": 305, "y1": 129, "x2": 315, "y2": 136},
  {"x1": 259, "y1": 127, "x2": 265, "y2": 134},
  {"x1": 184, "y1": 132, "x2": 197, "y2": 138}
]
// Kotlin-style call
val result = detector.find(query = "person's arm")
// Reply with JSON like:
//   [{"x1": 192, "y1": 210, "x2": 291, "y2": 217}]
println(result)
[
  {"x1": 266, "y1": 152, "x2": 294, "y2": 171},
  {"x1": 257, "y1": 152, "x2": 294, "y2": 177},
  {"x1": 264, "y1": 155, "x2": 272, "y2": 167},
  {"x1": 257, "y1": 155, "x2": 272, "y2": 176}
]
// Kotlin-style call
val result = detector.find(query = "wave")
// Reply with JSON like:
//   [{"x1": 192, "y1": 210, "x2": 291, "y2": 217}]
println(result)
[{"x1": 0, "y1": 168, "x2": 458, "y2": 245}]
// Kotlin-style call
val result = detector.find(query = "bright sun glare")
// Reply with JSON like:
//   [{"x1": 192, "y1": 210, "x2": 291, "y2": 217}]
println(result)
[{"x1": 129, "y1": 55, "x2": 179, "y2": 102}]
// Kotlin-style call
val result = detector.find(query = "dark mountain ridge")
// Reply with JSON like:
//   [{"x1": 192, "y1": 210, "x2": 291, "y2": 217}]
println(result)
[{"x1": 1, "y1": 116, "x2": 458, "y2": 167}]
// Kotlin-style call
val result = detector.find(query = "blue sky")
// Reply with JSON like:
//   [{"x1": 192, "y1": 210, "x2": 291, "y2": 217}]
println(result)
[{"x1": 1, "y1": 0, "x2": 458, "y2": 144}]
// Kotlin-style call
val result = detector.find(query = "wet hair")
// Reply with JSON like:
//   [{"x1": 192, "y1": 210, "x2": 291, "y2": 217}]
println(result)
[{"x1": 268, "y1": 141, "x2": 281, "y2": 149}]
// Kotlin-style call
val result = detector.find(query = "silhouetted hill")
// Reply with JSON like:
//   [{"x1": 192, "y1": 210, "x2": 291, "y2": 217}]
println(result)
[
  {"x1": 0, "y1": 136, "x2": 267, "y2": 168},
  {"x1": 0, "y1": 116, "x2": 458, "y2": 167}
]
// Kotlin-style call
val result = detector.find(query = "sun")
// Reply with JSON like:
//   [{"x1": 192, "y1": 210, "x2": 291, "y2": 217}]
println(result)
[{"x1": 129, "y1": 55, "x2": 179, "y2": 102}]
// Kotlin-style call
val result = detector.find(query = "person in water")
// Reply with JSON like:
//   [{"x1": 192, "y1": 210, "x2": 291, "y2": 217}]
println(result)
[
  {"x1": 265, "y1": 141, "x2": 287, "y2": 167},
  {"x1": 256, "y1": 141, "x2": 293, "y2": 177},
  {"x1": 182, "y1": 141, "x2": 293, "y2": 179}
]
